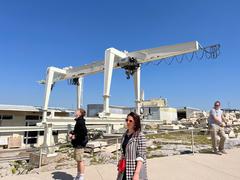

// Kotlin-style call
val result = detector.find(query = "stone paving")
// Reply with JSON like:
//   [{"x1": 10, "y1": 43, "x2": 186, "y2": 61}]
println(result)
[{"x1": 2, "y1": 148, "x2": 240, "y2": 180}]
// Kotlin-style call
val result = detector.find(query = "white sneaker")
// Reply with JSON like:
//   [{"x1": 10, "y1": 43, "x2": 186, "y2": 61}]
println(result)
[
  {"x1": 74, "y1": 175, "x2": 84, "y2": 180},
  {"x1": 74, "y1": 176, "x2": 80, "y2": 180}
]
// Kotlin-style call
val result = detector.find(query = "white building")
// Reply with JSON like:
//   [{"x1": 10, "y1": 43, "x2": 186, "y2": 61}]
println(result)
[
  {"x1": 141, "y1": 98, "x2": 178, "y2": 124},
  {"x1": 87, "y1": 98, "x2": 178, "y2": 124},
  {"x1": 0, "y1": 104, "x2": 73, "y2": 148}
]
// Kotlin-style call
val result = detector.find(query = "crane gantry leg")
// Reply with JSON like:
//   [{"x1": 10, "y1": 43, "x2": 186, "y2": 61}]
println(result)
[
  {"x1": 42, "y1": 67, "x2": 66, "y2": 154},
  {"x1": 102, "y1": 48, "x2": 127, "y2": 116},
  {"x1": 77, "y1": 77, "x2": 84, "y2": 109},
  {"x1": 133, "y1": 66, "x2": 141, "y2": 114}
]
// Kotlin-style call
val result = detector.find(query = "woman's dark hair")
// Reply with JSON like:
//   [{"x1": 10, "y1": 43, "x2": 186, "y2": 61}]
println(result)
[
  {"x1": 127, "y1": 112, "x2": 141, "y2": 131},
  {"x1": 78, "y1": 108, "x2": 86, "y2": 118}
]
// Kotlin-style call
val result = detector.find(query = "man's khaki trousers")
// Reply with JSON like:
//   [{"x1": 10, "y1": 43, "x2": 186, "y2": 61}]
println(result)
[{"x1": 209, "y1": 124, "x2": 226, "y2": 152}]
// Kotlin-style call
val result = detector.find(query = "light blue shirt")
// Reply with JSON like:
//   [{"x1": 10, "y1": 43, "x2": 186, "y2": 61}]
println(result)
[{"x1": 208, "y1": 108, "x2": 223, "y2": 125}]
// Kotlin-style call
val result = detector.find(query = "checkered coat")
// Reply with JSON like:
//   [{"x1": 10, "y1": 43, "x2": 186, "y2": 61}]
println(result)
[{"x1": 117, "y1": 130, "x2": 148, "y2": 180}]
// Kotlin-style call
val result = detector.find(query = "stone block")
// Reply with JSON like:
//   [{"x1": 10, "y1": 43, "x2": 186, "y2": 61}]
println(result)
[
  {"x1": 8, "y1": 134, "x2": 22, "y2": 148},
  {"x1": 29, "y1": 152, "x2": 60, "y2": 167},
  {"x1": 86, "y1": 141, "x2": 107, "y2": 148}
]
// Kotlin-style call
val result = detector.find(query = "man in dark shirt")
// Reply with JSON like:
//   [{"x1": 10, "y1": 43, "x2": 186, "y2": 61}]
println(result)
[{"x1": 69, "y1": 108, "x2": 88, "y2": 180}]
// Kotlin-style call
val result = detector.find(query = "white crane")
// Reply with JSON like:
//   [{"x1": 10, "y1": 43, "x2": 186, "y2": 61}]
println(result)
[{"x1": 39, "y1": 41, "x2": 219, "y2": 154}]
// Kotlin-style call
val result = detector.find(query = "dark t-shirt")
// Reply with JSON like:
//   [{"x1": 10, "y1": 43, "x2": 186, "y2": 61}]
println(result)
[{"x1": 122, "y1": 133, "x2": 133, "y2": 156}]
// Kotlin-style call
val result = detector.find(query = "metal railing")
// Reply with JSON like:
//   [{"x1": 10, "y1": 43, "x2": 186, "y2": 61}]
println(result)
[{"x1": 1, "y1": 126, "x2": 239, "y2": 170}]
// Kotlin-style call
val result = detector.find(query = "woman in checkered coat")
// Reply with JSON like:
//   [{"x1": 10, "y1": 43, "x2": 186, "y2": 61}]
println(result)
[{"x1": 117, "y1": 112, "x2": 148, "y2": 180}]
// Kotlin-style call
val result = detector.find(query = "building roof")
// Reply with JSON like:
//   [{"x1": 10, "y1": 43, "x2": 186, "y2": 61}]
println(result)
[
  {"x1": 177, "y1": 107, "x2": 202, "y2": 111},
  {"x1": 87, "y1": 104, "x2": 134, "y2": 109},
  {"x1": 0, "y1": 104, "x2": 74, "y2": 113}
]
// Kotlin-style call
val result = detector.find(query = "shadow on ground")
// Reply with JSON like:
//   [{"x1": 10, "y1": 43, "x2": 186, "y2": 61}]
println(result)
[
  {"x1": 52, "y1": 171, "x2": 73, "y2": 180},
  {"x1": 198, "y1": 149, "x2": 224, "y2": 155}
]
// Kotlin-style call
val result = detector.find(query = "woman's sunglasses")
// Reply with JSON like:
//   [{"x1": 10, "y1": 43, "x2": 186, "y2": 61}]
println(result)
[{"x1": 125, "y1": 119, "x2": 133, "y2": 123}]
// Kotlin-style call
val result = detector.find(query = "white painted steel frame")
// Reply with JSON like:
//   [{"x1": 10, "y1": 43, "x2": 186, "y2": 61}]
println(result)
[{"x1": 40, "y1": 41, "x2": 200, "y2": 154}]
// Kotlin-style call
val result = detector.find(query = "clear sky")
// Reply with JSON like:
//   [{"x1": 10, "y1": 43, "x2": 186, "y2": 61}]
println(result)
[{"x1": 0, "y1": 0, "x2": 239, "y2": 110}]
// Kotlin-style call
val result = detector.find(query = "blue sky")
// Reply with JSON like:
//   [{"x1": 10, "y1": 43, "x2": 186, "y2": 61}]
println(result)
[{"x1": 0, "y1": 0, "x2": 239, "y2": 110}]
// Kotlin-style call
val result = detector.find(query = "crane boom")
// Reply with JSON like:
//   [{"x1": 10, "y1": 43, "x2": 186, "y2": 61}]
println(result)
[{"x1": 49, "y1": 41, "x2": 199, "y2": 83}]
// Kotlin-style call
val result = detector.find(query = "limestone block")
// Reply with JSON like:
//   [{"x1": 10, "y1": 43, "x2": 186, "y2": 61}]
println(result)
[
  {"x1": 228, "y1": 130, "x2": 236, "y2": 138},
  {"x1": 86, "y1": 141, "x2": 108, "y2": 148},
  {"x1": 8, "y1": 134, "x2": 22, "y2": 148}
]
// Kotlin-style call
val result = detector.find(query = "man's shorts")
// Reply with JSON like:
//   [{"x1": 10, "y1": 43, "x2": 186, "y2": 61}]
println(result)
[{"x1": 74, "y1": 148, "x2": 84, "y2": 161}]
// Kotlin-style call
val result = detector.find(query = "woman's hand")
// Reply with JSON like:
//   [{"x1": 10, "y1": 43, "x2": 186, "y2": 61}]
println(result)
[
  {"x1": 133, "y1": 173, "x2": 139, "y2": 180},
  {"x1": 71, "y1": 134, "x2": 75, "y2": 139},
  {"x1": 68, "y1": 133, "x2": 73, "y2": 139},
  {"x1": 133, "y1": 160, "x2": 142, "y2": 180},
  {"x1": 68, "y1": 134, "x2": 75, "y2": 140}
]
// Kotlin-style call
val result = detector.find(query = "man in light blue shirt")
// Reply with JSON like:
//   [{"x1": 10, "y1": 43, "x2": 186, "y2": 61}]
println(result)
[{"x1": 208, "y1": 101, "x2": 227, "y2": 155}]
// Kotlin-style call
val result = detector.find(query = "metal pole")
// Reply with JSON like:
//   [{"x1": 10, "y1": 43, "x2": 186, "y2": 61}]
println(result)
[
  {"x1": 67, "y1": 124, "x2": 72, "y2": 142},
  {"x1": 26, "y1": 130, "x2": 29, "y2": 146},
  {"x1": 116, "y1": 138, "x2": 119, "y2": 162},
  {"x1": 39, "y1": 147, "x2": 42, "y2": 168},
  {"x1": 191, "y1": 129, "x2": 194, "y2": 155}
]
